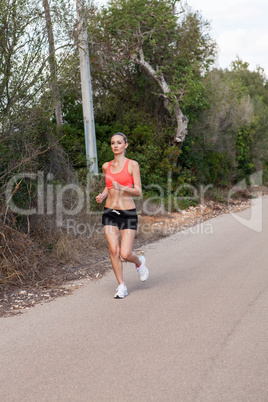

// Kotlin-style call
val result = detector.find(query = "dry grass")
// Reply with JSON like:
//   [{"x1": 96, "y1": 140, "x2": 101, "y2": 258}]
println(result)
[{"x1": 0, "y1": 222, "x2": 45, "y2": 287}]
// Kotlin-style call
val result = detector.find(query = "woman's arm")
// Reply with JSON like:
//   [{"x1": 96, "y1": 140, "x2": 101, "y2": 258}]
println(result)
[
  {"x1": 112, "y1": 160, "x2": 142, "y2": 197},
  {"x1": 96, "y1": 162, "x2": 109, "y2": 204}
]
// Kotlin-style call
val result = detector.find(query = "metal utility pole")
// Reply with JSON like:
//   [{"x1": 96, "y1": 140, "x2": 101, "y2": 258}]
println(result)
[{"x1": 76, "y1": 0, "x2": 98, "y2": 174}]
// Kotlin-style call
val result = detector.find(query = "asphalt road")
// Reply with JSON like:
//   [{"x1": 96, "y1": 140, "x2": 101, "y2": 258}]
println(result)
[{"x1": 1, "y1": 197, "x2": 268, "y2": 402}]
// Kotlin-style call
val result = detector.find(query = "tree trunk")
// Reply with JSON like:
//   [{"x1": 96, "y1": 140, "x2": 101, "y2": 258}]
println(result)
[
  {"x1": 131, "y1": 46, "x2": 188, "y2": 144},
  {"x1": 43, "y1": 0, "x2": 63, "y2": 127}
]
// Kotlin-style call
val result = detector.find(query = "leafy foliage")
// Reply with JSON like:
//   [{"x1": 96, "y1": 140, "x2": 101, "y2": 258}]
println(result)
[
  {"x1": 1, "y1": 0, "x2": 268, "y2": 289},
  {"x1": 1, "y1": 0, "x2": 268, "y2": 204}
]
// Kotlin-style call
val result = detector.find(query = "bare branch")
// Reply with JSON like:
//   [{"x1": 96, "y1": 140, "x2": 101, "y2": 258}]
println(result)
[{"x1": 131, "y1": 45, "x2": 188, "y2": 143}]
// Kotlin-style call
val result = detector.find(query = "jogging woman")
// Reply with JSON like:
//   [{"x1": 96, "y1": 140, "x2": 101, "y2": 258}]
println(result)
[{"x1": 96, "y1": 132, "x2": 149, "y2": 298}]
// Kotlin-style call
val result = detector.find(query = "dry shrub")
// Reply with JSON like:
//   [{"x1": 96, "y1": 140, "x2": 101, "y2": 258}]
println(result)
[
  {"x1": 53, "y1": 231, "x2": 107, "y2": 264},
  {"x1": 30, "y1": 203, "x2": 107, "y2": 265},
  {"x1": 136, "y1": 215, "x2": 169, "y2": 244},
  {"x1": 136, "y1": 198, "x2": 166, "y2": 216},
  {"x1": 0, "y1": 222, "x2": 45, "y2": 288}
]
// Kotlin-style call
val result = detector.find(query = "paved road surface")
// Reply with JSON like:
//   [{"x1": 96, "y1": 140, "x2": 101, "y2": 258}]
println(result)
[{"x1": 1, "y1": 198, "x2": 268, "y2": 402}]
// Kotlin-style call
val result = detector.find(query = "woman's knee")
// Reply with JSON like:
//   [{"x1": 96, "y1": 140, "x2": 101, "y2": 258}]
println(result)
[
  {"x1": 120, "y1": 249, "x2": 132, "y2": 261},
  {"x1": 109, "y1": 246, "x2": 120, "y2": 259}
]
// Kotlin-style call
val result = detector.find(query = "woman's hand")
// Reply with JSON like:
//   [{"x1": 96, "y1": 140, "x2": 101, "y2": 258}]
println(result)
[
  {"x1": 96, "y1": 187, "x2": 108, "y2": 204},
  {"x1": 96, "y1": 193, "x2": 104, "y2": 204},
  {"x1": 112, "y1": 181, "x2": 123, "y2": 191}
]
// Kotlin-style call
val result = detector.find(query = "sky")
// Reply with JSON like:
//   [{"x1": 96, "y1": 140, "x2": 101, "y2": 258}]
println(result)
[
  {"x1": 95, "y1": 0, "x2": 268, "y2": 76},
  {"x1": 187, "y1": 0, "x2": 268, "y2": 75}
]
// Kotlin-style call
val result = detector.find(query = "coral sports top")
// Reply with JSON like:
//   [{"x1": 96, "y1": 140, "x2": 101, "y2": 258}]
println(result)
[{"x1": 105, "y1": 159, "x2": 134, "y2": 190}]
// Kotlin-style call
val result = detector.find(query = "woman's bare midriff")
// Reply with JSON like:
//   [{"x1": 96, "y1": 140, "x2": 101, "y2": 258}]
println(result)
[{"x1": 105, "y1": 188, "x2": 136, "y2": 210}]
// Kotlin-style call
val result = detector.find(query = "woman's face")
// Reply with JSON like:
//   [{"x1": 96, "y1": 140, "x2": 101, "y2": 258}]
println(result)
[{"x1": 111, "y1": 135, "x2": 128, "y2": 155}]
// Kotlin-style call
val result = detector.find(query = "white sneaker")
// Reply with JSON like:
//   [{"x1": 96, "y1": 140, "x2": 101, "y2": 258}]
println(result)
[
  {"x1": 114, "y1": 283, "x2": 128, "y2": 299},
  {"x1": 137, "y1": 256, "x2": 149, "y2": 282}
]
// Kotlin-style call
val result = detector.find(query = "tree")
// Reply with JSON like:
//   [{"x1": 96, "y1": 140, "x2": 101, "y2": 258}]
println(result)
[
  {"x1": 0, "y1": 0, "x2": 49, "y2": 186},
  {"x1": 183, "y1": 62, "x2": 268, "y2": 186},
  {"x1": 0, "y1": 0, "x2": 47, "y2": 120},
  {"x1": 87, "y1": 0, "x2": 216, "y2": 145},
  {"x1": 0, "y1": 0, "x2": 78, "y2": 191},
  {"x1": 43, "y1": 0, "x2": 63, "y2": 127}
]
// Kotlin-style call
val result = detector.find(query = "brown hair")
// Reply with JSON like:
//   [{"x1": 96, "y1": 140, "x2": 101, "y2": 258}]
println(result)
[{"x1": 111, "y1": 132, "x2": 128, "y2": 143}]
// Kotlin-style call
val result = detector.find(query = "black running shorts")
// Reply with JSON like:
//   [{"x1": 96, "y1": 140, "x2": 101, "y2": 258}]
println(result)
[{"x1": 102, "y1": 208, "x2": 138, "y2": 230}]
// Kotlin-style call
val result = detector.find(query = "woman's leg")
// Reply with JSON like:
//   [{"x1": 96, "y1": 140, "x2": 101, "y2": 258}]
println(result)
[
  {"x1": 120, "y1": 229, "x2": 141, "y2": 266},
  {"x1": 104, "y1": 225, "x2": 123, "y2": 284}
]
